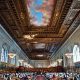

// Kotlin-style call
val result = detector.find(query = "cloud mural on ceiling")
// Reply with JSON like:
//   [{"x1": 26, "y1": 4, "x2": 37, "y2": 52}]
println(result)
[{"x1": 27, "y1": 0, "x2": 54, "y2": 26}]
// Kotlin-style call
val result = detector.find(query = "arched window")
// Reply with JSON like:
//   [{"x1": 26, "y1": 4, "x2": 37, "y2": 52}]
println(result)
[
  {"x1": 73, "y1": 45, "x2": 80, "y2": 63},
  {"x1": 1, "y1": 43, "x2": 9, "y2": 63},
  {"x1": 1, "y1": 48, "x2": 5, "y2": 62}
]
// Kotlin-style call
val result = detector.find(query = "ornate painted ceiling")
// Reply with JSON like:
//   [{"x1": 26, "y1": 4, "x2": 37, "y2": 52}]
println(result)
[
  {"x1": 0, "y1": 0, "x2": 80, "y2": 60},
  {"x1": 27, "y1": 0, "x2": 54, "y2": 26}
]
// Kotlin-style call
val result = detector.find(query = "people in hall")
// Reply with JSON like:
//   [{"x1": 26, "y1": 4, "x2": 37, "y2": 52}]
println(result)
[{"x1": 51, "y1": 75, "x2": 58, "y2": 80}]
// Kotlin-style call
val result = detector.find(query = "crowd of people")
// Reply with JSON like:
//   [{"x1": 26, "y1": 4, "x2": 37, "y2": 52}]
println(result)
[{"x1": 0, "y1": 72, "x2": 80, "y2": 80}]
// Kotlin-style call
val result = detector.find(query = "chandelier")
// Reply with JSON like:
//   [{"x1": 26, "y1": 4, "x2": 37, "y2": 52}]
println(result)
[
  {"x1": 23, "y1": 34, "x2": 37, "y2": 39},
  {"x1": 65, "y1": 53, "x2": 73, "y2": 58},
  {"x1": 8, "y1": 52, "x2": 16, "y2": 58},
  {"x1": 57, "y1": 59, "x2": 62, "y2": 63}
]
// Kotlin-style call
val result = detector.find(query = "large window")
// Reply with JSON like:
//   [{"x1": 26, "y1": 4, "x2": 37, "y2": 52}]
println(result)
[
  {"x1": 73, "y1": 45, "x2": 80, "y2": 63},
  {"x1": 1, "y1": 43, "x2": 9, "y2": 63},
  {"x1": 1, "y1": 48, "x2": 5, "y2": 62}
]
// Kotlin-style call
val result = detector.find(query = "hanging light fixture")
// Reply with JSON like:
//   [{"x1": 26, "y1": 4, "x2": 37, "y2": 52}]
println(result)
[
  {"x1": 57, "y1": 59, "x2": 62, "y2": 63},
  {"x1": 8, "y1": 52, "x2": 16, "y2": 58},
  {"x1": 23, "y1": 35, "x2": 33, "y2": 39},
  {"x1": 65, "y1": 53, "x2": 73, "y2": 58},
  {"x1": 23, "y1": 34, "x2": 37, "y2": 40}
]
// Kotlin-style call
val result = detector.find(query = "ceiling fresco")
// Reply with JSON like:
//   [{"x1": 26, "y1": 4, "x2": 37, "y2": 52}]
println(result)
[{"x1": 27, "y1": 0, "x2": 54, "y2": 26}]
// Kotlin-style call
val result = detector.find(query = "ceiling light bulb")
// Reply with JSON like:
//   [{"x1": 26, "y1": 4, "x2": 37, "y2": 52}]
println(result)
[
  {"x1": 31, "y1": 34, "x2": 37, "y2": 38},
  {"x1": 31, "y1": 35, "x2": 35, "y2": 37},
  {"x1": 56, "y1": 13, "x2": 58, "y2": 17}
]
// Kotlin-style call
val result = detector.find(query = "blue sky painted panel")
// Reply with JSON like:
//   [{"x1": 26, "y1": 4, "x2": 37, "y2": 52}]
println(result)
[{"x1": 27, "y1": 0, "x2": 54, "y2": 26}]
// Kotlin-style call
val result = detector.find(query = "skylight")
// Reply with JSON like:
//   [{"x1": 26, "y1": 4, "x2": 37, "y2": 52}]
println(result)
[{"x1": 27, "y1": 0, "x2": 54, "y2": 26}]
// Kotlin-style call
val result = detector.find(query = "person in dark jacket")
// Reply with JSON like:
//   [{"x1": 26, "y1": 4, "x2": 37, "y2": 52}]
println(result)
[{"x1": 74, "y1": 76, "x2": 77, "y2": 80}]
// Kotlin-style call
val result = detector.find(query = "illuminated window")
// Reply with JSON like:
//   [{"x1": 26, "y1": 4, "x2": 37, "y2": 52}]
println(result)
[
  {"x1": 27, "y1": 0, "x2": 54, "y2": 26},
  {"x1": 73, "y1": 45, "x2": 80, "y2": 63},
  {"x1": 1, "y1": 48, "x2": 5, "y2": 62},
  {"x1": 1, "y1": 43, "x2": 9, "y2": 63},
  {"x1": 1, "y1": 48, "x2": 8, "y2": 63}
]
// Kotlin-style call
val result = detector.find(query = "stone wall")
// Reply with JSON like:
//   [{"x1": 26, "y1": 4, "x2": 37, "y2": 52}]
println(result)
[
  {"x1": 50, "y1": 25, "x2": 80, "y2": 67},
  {"x1": 0, "y1": 24, "x2": 30, "y2": 66}
]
